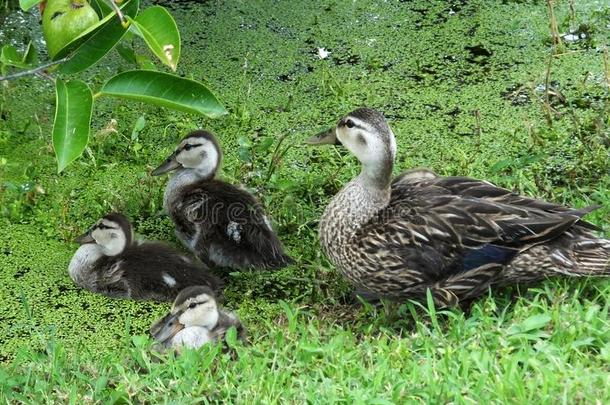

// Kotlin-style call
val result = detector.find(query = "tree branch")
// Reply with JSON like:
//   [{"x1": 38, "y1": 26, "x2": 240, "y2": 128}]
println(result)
[{"x1": 0, "y1": 57, "x2": 69, "y2": 82}]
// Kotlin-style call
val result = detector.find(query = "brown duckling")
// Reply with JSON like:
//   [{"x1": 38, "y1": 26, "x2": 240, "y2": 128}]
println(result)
[
  {"x1": 68, "y1": 213, "x2": 221, "y2": 301},
  {"x1": 152, "y1": 130, "x2": 293, "y2": 270},
  {"x1": 150, "y1": 285, "x2": 245, "y2": 351}
]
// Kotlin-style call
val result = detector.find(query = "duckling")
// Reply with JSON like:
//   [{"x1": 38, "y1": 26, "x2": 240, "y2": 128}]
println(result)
[
  {"x1": 307, "y1": 107, "x2": 610, "y2": 307},
  {"x1": 151, "y1": 130, "x2": 293, "y2": 270},
  {"x1": 150, "y1": 285, "x2": 245, "y2": 351},
  {"x1": 68, "y1": 213, "x2": 221, "y2": 301}
]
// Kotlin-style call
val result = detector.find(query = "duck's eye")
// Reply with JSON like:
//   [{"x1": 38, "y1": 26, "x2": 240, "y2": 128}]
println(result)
[
  {"x1": 183, "y1": 143, "x2": 202, "y2": 151},
  {"x1": 188, "y1": 303, "x2": 197, "y2": 309},
  {"x1": 345, "y1": 119, "x2": 355, "y2": 128}
]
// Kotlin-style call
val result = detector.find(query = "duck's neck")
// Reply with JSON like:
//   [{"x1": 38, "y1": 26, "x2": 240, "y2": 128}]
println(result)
[
  {"x1": 164, "y1": 168, "x2": 215, "y2": 211},
  {"x1": 360, "y1": 157, "x2": 393, "y2": 190},
  {"x1": 320, "y1": 164, "x2": 392, "y2": 261}
]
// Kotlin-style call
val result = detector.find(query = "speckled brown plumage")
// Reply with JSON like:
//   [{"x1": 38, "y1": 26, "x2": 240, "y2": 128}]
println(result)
[{"x1": 313, "y1": 108, "x2": 610, "y2": 307}]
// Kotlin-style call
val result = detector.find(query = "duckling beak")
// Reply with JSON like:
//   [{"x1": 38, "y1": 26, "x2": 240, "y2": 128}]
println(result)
[
  {"x1": 150, "y1": 311, "x2": 185, "y2": 344},
  {"x1": 305, "y1": 127, "x2": 342, "y2": 146},
  {"x1": 74, "y1": 232, "x2": 95, "y2": 244},
  {"x1": 151, "y1": 154, "x2": 181, "y2": 176}
]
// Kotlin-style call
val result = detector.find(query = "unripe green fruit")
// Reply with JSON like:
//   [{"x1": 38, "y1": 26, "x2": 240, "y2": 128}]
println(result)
[{"x1": 42, "y1": 0, "x2": 100, "y2": 58}]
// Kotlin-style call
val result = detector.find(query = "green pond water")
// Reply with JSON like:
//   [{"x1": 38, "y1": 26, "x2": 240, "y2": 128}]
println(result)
[{"x1": 0, "y1": 0, "x2": 609, "y2": 362}]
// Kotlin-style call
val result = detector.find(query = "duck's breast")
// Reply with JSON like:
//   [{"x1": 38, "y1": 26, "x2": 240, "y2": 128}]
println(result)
[{"x1": 68, "y1": 244, "x2": 104, "y2": 287}]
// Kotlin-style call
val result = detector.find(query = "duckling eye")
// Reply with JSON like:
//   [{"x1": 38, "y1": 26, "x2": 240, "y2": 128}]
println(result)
[
  {"x1": 183, "y1": 143, "x2": 202, "y2": 151},
  {"x1": 345, "y1": 119, "x2": 355, "y2": 128},
  {"x1": 188, "y1": 303, "x2": 197, "y2": 309}
]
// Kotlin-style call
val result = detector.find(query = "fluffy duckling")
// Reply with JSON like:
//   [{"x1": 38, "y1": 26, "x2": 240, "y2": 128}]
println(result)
[
  {"x1": 150, "y1": 285, "x2": 245, "y2": 351},
  {"x1": 307, "y1": 107, "x2": 610, "y2": 307},
  {"x1": 151, "y1": 130, "x2": 293, "y2": 270},
  {"x1": 68, "y1": 213, "x2": 221, "y2": 301}
]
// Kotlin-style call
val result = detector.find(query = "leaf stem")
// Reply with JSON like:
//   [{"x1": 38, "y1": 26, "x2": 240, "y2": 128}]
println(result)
[
  {"x1": 92, "y1": 92, "x2": 103, "y2": 100},
  {"x1": 105, "y1": 0, "x2": 127, "y2": 27},
  {"x1": 0, "y1": 57, "x2": 69, "y2": 82}
]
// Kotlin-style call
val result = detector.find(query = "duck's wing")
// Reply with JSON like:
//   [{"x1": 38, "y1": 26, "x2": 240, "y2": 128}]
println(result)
[
  {"x1": 391, "y1": 168, "x2": 438, "y2": 186},
  {"x1": 120, "y1": 242, "x2": 222, "y2": 298},
  {"x1": 353, "y1": 178, "x2": 597, "y2": 304},
  {"x1": 180, "y1": 181, "x2": 293, "y2": 269},
  {"x1": 403, "y1": 176, "x2": 600, "y2": 230},
  {"x1": 211, "y1": 310, "x2": 247, "y2": 343}
]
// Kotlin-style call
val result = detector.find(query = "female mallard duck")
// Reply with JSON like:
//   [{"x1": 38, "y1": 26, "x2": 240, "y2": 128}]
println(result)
[
  {"x1": 68, "y1": 213, "x2": 221, "y2": 301},
  {"x1": 307, "y1": 107, "x2": 610, "y2": 307},
  {"x1": 152, "y1": 130, "x2": 293, "y2": 270},
  {"x1": 150, "y1": 285, "x2": 245, "y2": 351}
]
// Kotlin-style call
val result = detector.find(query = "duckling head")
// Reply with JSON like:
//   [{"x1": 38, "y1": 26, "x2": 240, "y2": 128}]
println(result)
[
  {"x1": 307, "y1": 108, "x2": 396, "y2": 189},
  {"x1": 150, "y1": 286, "x2": 219, "y2": 344},
  {"x1": 75, "y1": 213, "x2": 132, "y2": 256},
  {"x1": 151, "y1": 130, "x2": 222, "y2": 180}
]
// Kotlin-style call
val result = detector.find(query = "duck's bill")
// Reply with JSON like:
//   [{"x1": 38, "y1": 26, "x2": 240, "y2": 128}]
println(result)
[
  {"x1": 74, "y1": 231, "x2": 94, "y2": 244},
  {"x1": 305, "y1": 128, "x2": 341, "y2": 146},
  {"x1": 150, "y1": 312, "x2": 184, "y2": 344},
  {"x1": 151, "y1": 155, "x2": 181, "y2": 176}
]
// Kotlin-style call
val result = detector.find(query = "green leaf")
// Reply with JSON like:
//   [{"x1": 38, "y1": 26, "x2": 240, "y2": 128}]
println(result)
[
  {"x1": 53, "y1": 79, "x2": 93, "y2": 173},
  {"x1": 134, "y1": 54, "x2": 157, "y2": 70},
  {"x1": 128, "y1": 6, "x2": 180, "y2": 70},
  {"x1": 53, "y1": 0, "x2": 133, "y2": 61},
  {"x1": 490, "y1": 158, "x2": 513, "y2": 173},
  {"x1": 130, "y1": 115, "x2": 146, "y2": 140},
  {"x1": 59, "y1": 0, "x2": 139, "y2": 74},
  {"x1": 507, "y1": 314, "x2": 552, "y2": 336},
  {"x1": 224, "y1": 327, "x2": 237, "y2": 348},
  {"x1": 90, "y1": 0, "x2": 113, "y2": 17},
  {"x1": 115, "y1": 43, "x2": 137, "y2": 65},
  {"x1": 19, "y1": 0, "x2": 42, "y2": 11},
  {"x1": 0, "y1": 45, "x2": 30, "y2": 69},
  {"x1": 100, "y1": 70, "x2": 226, "y2": 118},
  {"x1": 23, "y1": 42, "x2": 38, "y2": 65}
]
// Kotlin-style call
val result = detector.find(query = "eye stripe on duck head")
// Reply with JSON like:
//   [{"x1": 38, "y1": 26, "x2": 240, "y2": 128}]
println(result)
[
  {"x1": 172, "y1": 285, "x2": 217, "y2": 312},
  {"x1": 175, "y1": 130, "x2": 223, "y2": 178},
  {"x1": 179, "y1": 130, "x2": 222, "y2": 154},
  {"x1": 336, "y1": 108, "x2": 397, "y2": 188},
  {"x1": 96, "y1": 213, "x2": 133, "y2": 249}
]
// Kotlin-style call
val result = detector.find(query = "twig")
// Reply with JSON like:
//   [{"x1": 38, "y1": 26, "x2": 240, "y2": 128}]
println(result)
[
  {"x1": 603, "y1": 48, "x2": 610, "y2": 91},
  {"x1": 543, "y1": 54, "x2": 554, "y2": 127},
  {"x1": 0, "y1": 57, "x2": 69, "y2": 81},
  {"x1": 105, "y1": 0, "x2": 126, "y2": 26},
  {"x1": 34, "y1": 71, "x2": 54, "y2": 82},
  {"x1": 546, "y1": 0, "x2": 562, "y2": 53}
]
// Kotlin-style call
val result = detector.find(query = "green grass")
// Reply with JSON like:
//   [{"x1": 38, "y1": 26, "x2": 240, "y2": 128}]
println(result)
[{"x1": 1, "y1": 0, "x2": 609, "y2": 402}]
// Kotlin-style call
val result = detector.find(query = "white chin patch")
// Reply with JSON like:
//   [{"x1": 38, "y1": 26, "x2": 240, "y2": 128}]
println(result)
[{"x1": 172, "y1": 326, "x2": 212, "y2": 349}]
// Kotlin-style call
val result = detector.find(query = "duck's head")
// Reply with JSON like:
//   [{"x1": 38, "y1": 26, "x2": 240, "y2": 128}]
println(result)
[
  {"x1": 151, "y1": 130, "x2": 222, "y2": 180},
  {"x1": 150, "y1": 286, "x2": 219, "y2": 344},
  {"x1": 75, "y1": 213, "x2": 132, "y2": 256},
  {"x1": 306, "y1": 108, "x2": 396, "y2": 188}
]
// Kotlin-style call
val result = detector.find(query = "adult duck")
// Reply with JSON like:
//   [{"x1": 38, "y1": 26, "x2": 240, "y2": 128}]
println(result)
[{"x1": 307, "y1": 107, "x2": 610, "y2": 307}]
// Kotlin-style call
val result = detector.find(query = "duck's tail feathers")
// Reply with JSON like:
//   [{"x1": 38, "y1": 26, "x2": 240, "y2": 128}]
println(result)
[{"x1": 565, "y1": 238, "x2": 610, "y2": 276}]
